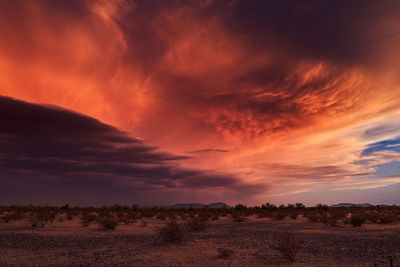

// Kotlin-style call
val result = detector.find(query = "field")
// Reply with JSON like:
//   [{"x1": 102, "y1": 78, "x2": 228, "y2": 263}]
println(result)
[{"x1": 0, "y1": 205, "x2": 399, "y2": 266}]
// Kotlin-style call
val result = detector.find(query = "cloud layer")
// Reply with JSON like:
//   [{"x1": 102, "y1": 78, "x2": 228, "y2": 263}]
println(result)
[
  {"x1": 0, "y1": 0, "x2": 400, "y2": 204},
  {"x1": 0, "y1": 96, "x2": 265, "y2": 205}
]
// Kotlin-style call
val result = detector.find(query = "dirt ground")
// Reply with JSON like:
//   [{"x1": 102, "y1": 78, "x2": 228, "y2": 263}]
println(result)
[{"x1": 0, "y1": 216, "x2": 399, "y2": 266}]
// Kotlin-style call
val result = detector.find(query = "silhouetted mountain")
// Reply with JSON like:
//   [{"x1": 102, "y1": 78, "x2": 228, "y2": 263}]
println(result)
[
  {"x1": 330, "y1": 203, "x2": 374, "y2": 208},
  {"x1": 169, "y1": 202, "x2": 232, "y2": 209}
]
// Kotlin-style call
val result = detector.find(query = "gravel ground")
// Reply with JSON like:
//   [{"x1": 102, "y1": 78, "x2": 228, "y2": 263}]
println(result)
[{"x1": 0, "y1": 218, "x2": 399, "y2": 266}]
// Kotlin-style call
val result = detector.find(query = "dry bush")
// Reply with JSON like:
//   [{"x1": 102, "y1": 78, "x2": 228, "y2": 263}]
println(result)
[
  {"x1": 125, "y1": 211, "x2": 138, "y2": 223},
  {"x1": 154, "y1": 221, "x2": 189, "y2": 243},
  {"x1": 81, "y1": 212, "x2": 97, "y2": 227},
  {"x1": 156, "y1": 213, "x2": 166, "y2": 220},
  {"x1": 211, "y1": 214, "x2": 220, "y2": 221},
  {"x1": 115, "y1": 212, "x2": 135, "y2": 225},
  {"x1": 350, "y1": 213, "x2": 366, "y2": 227},
  {"x1": 142, "y1": 210, "x2": 155, "y2": 218},
  {"x1": 321, "y1": 211, "x2": 345, "y2": 227},
  {"x1": 167, "y1": 213, "x2": 177, "y2": 220},
  {"x1": 289, "y1": 212, "x2": 299, "y2": 220},
  {"x1": 199, "y1": 212, "x2": 212, "y2": 221},
  {"x1": 27, "y1": 212, "x2": 49, "y2": 228},
  {"x1": 217, "y1": 248, "x2": 234, "y2": 259},
  {"x1": 98, "y1": 217, "x2": 118, "y2": 230},
  {"x1": 66, "y1": 211, "x2": 73, "y2": 220},
  {"x1": 378, "y1": 213, "x2": 396, "y2": 223},
  {"x1": 305, "y1": 211, "x2": 321, "y2": 222},
  {"x1": 2, "y1": 212, "x2": 23, "y2": 223},
  {"x1": 271, "y1": 232, "x2": 303, "y2": 262},
  {"x1": 275, "y1": 211, "x2": 287, "y2": 220},
  {"x1": 187, "y1": 216, "x2": 208, "y2": 231},
  {"x1": 140, "y1": 218, "x2": 148, "y2": 227},
  {"x1": 232, "y1": 212, "x2": 246, "y2": 222}
]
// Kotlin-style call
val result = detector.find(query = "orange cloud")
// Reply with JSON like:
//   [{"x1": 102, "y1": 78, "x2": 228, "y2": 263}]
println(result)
[{"x1": 1, "y1": 0, "x2": 400, "y2": 204}]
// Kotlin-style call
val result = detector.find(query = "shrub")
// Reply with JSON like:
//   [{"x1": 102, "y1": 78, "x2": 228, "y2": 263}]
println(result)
[
  {"x1": 142, "y1": 210, "x2": 155, "y2": 218},
  {"x1": 217, "y1": 248, "x2": 234, "y2": 259},
  {"x1": 115, "y1": 212, "x2": 134, "y2": 225},
  {"x1": 140, "y1": 219, "x2": 147, "y2": 227},
  {"x1": 262, "y1": 203, "x2": 278, "y2": 211},
  {"x1": 211, "y1": 214, "x2": 220, "y2": 221},
  {"x1": 275, "y1": 212, "x2": 287, "y2": 220},
  {"x1": 321, "y1": 212, "x2": 344, "y2": 227},
  {"x1": 154, "y1": 221, "x2": 189, "y2": 243},
  {"x1": 287, "y1": 204, "x2": 295, "y2": 209},
  {"x1": 235, "y1": 204, "x2": 247, "y2": 210},
  {"x1": 316, "y1": 204, "x2": 329, "y2": 211},
  {"x1": 350, "y1": 213, "x2": 366, "y2": 227},
  {"x1": 2, "y1": 212, "x2": 23, "y2": 223},
  {"x1": 232, "y1": 212, "x2": 246, "y2": 222},
  {"x1": 271, "y1": 232, "x2": 303, "y2": 262},
  {"x1": 289, "y1": 212, "x2": 298, "y2": 220},
  {"x1": 27, "y1": 212, "x2": 48, "y2": 228},
  {"x1": 126, "y1": 211, "x2": 138, "y2": 223},
  {"x1": 156, "y1": 213, "x2": 166, "y2": 221},
  {"x1": 99, "y1": 217, "x2": 118, "y2": 230},
  {"x1": 378, "y1": 213, "x2": 395, "y2": 224},
  {"x1": 305, "y1": 212, "x2": 321, "y2": 222},
  {"x1": 187, "y1": 216, "x2": 208, "y2": 231},
  {"x1": 66, "y1": 211, "x2": 73, "y2": 220},
  {"x1": 81, "y1": 212, "x2": 97, "y2": 227}
]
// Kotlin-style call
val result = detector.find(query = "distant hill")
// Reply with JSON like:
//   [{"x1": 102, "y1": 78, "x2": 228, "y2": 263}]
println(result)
[
  {"x1": 169, "y1": 202, "x2": 232, "y2": 209},
  {"x1": 330, "y1": 203, "x2": 374, "y2": 208}
]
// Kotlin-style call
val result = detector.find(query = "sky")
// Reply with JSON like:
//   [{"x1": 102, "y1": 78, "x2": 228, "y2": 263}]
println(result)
[{"x1": 0, "y1": 0, "x2": 400, "y2": 206}]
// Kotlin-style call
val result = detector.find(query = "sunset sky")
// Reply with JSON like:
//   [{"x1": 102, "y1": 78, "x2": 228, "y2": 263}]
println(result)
[{"x1": 1, "y1": 0, "x2": 400, "y2": 206}]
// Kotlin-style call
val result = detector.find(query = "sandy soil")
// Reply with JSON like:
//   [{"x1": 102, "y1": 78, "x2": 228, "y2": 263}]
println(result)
[{"x1": 0, "y1": 216, "x2": 399, "y2": 266}]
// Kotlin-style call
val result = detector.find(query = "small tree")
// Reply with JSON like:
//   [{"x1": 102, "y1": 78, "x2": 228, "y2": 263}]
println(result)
[
  {"x1": 262, "y1": 203, "x2": 278, "y2": 211},
  {"x1": 316, "y1": 204, "x2": 329, "y2": 211},
  {"x1": 287, "y1": 204, "x2": 295, "y2": 209},
  {"x1": 235, "y1": 204, "x2": 247, "y2": 210}
]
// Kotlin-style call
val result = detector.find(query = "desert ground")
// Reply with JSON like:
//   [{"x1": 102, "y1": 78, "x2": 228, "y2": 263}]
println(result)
[{"x1": 0, "y1": 208, "x2": 399, "y2": 267}]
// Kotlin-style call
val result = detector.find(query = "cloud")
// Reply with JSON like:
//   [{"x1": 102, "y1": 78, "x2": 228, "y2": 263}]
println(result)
[
  {"x1": 2, "y1": 0, "x2": 400, "y2": 147},
  {"x1": 1, "y1": 1, "x2": 400, "y2": 204},
  {"x1": 187, "y1": 149, "x2": 229, "y2": 154},
  {"x1": 0, "y1": 96, "x2": 266, "y2": 205}
]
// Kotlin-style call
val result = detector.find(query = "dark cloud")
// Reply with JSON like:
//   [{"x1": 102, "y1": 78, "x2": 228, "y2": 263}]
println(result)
[
  {"x1": 0, "y1": 96, "x2": 266, "y2": 205},
  {"x1": 225, "y1": 0, "x2": 400, "y2": 67}
]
